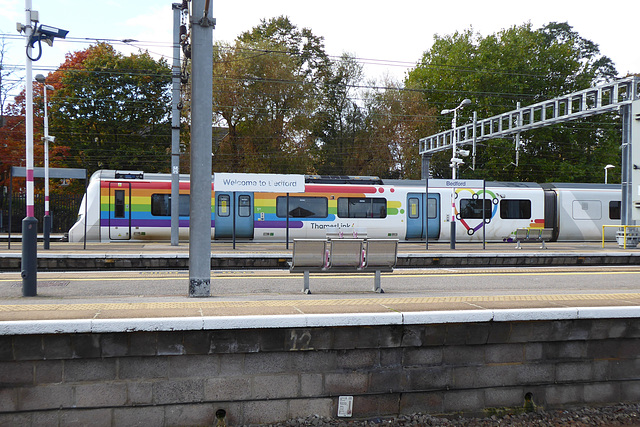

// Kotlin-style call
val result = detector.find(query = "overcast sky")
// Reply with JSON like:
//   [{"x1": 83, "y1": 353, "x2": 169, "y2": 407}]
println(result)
[{"x1": 1, "y1": 0, "x2": 638, "y2": 99}]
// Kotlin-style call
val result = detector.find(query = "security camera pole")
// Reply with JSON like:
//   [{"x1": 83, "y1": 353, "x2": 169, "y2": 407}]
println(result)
[
  {"x1": 20, "y1": 0, "x2": 37, "y2": 296},
  {"x1": 189, "y1": 0, "x2": 215, "y2": 297},
  {"x1": 18, "y1": 1, "x2": 68, "y2": 296}
]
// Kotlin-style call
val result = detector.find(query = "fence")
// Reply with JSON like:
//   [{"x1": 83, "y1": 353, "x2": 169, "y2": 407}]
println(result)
[{"x1": 0, "y1": 193, "x2": 83, "y2": 234}]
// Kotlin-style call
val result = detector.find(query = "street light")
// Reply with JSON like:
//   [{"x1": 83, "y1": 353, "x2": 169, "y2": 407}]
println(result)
[
  {"x1": 604, "y1": 164, "x2": 615, "y2": 184},
  {"x1": 441, "y1": 98, "x2": 472, "y2": 249},
  {"x1": 35, "y1": 73, "x2": 54, "y2": 250},
  {"x1": 441, "y1": 98, "x2": 472, "y2": 179}
]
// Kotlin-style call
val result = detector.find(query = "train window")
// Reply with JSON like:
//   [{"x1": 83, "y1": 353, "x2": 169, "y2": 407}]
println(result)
[
  {"x1": 609, "y1": 201, "x2": 621, "y2": 220},
  {"x1": 238, "y1": 195, "x2": 251, "y2": 217},
  {"x1": 428, "y1": 198, "x2": 438, "y2": 219},
  {"x1": 151, "y1": 194, "x2": 190, "y2": 216},
  {"x1": 460, "y1": 199, "x2": 492, "y2": 219},
  {"x1": 276, "y1": 196, "x2": 328, "y2": 218},
  {"x1": 500, "y1": 199, "x2": 531, "y2": 219},
  {"x1": 337, "y1": 197, "x2": 387, "y2": 218},
  {"x1": 408, "y1": 198, "x2": 420, "y2": 219},
  {"x1": 572, "y1": 200, "x2": 601, "y2": 220},
  {"x1": 114, "y1": 190, "x2": 125, "y2": 218},
  {"x1": 218, "y1": 194, "x2": 230, "y2": 217}
]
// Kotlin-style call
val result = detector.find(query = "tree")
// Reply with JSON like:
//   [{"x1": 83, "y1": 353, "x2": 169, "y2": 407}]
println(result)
[
  {"x1": 362, "y1": 79, "x2": 438, "y2": 179},
  {"x1": 212, "y1": 16, "x2": 330, "y2": 174},
  {"x1": 406, "y1": 22, "x2": 619, "y2": 182},
  {"x1": 0, "y1": 77, "x2": 70, "y2": 192},
  {"x1": 312, "y1": 53, "x2": 366, "y2": 175},
  {"x1": 1, "y1": 35, "x2": 22, "y2": 125},
  {"x1": 47, "y1": 43, "x2": 172, "y2": 176}
]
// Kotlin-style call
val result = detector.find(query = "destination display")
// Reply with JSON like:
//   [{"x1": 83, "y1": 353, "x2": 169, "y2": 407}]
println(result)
[{"x1": 214, "y1": 172, "x2": 305, "y2": 193}]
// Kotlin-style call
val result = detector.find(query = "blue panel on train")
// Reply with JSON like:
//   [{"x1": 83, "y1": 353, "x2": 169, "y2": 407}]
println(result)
[{"x1": 214, "y1": 192, "x2": 254, "y2": 239}]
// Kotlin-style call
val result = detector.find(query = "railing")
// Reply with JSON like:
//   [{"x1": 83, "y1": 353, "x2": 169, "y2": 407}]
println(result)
[{"x1": 602, "y1": 225, "x2": 640, "y2": 249}]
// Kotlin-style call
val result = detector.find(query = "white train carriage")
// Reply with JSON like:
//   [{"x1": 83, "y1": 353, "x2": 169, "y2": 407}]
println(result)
[{"x1": 68, "y1": 171, "x2": 622, "y2": 243}]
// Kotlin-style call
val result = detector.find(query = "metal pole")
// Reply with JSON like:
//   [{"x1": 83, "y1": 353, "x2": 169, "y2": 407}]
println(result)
[
  {"x1": 515, "y1": 102, "x2": 521, "y2": 167},
  {"x1": 170, "y1": 3, "x2": 182, "y2": 246},
  {"x1": 42, "y1": 82, "x2": 51, "y2": 249},
  {"x1": 422, "y1": 154, "x2": 431, "y2": 250},
  {"x1": 286, "y1": 193, "x2": 290, "y2": 250},
  {"x1": 482, "y1": 179, "x2": 486, "y2": 250},
  {"x1": 450, "y1": 110, "x2": 456, "y2": 250},
  {"x1": 621, "y1": 104, "x2": 631, "y2": 227},
  {"x1": 22, "y1": 0, "x2": 38, "y2": 297},
  {"x1": 232, "y1": 192, "x2": 236, "y2": 250},
  {"x1": 472, "y1": 111, "x2": 477, "y2": 170},
  {"x1": 188, "y1": 0, "x2": 214, "y2": 297},
  {"x1": 8, "y1": 172, "x2": 12, "y2": 249}
]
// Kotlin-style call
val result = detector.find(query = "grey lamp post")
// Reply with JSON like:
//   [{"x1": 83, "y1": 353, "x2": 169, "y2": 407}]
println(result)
[
  {"x1": 35, "y1": 73, "x2": 54, "y2": 249},
  {"x1": 604, "y1": 164, "x2": 615, "y2": 184},
  {"x1": 441, "y1": 98, "x2": 471, "y2": 249}
]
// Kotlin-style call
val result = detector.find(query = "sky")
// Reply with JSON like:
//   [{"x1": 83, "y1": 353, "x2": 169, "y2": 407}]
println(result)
[{"x1": 1, "y1": 0, "x2": 639, "y2": 102}]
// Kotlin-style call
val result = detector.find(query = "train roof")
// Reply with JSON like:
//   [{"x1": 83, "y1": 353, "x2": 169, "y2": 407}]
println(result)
[
  {"x1": 382, "y1": 179, "x2": 542, "y2": 189},
  {"x1": 90, "y1": 171, "x2": 620, "y2": 191},
  {"x1": 540, "y1": 182, "x2": 621, "y2": 190}
]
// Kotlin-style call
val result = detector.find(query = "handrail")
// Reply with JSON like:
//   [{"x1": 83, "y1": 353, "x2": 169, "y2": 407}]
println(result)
[{"x1": 602, "y1": 225, "x2": 640, "y2": 249}]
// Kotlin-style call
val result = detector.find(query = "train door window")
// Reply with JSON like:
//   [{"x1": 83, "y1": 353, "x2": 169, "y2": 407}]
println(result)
[
  {"x1": 500, "y1": 199, "x2": 531, "y2": 219},
  {"x1": 218, "y1": 194, "x2": 230, "y2": 217},
  {"x1": 238, "y1": 195, "x2": 251, "y2": 217},
  {"x1": 428, "y1": 198, "x2": 438, "y2": 219},
  {"x1": 337, "y1": 197, "x2": 387, "y2": 218},
  {"x1": 572, "y1": 200, "x2": 601, "y2": 220},
  {"x1": 276, "y1": 196, "x2": 328, "y2": 218},
  {"x1": 460, "y1": 199, "x2": 492, "y2": 219},
  {"x1": 609, "y1": 201, "x2": 621, "y2": 220},
  {"x1": 408, "y1": 197, "x2": 420, "y2": 219},
  {"x1": 114, "y1": 190, "x2": 125, "y2": 218}
]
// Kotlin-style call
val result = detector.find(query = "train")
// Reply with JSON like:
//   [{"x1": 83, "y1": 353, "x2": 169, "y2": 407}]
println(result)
[{"x1": 67, "y1": 170, "x2": 622, "y2": 243}]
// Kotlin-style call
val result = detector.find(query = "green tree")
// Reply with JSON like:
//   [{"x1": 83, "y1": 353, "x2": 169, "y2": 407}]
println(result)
[
  {"x1": 406, "y1": 22, "x2": 619, "y2": 182},
  {"x1": 48, "y1": 43, "x2": 171, "y2": 175},
  {"x1": 312, "y1": 53, "x2": 366, "y2": 175},
  {"x1": 211, "y1": 16, "x2": 331, "y2": 174}
]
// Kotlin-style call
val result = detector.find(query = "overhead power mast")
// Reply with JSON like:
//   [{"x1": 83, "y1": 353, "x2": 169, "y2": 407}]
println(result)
[{"x1": 419, "y1": 77, "x2": 640, "y2": 243}]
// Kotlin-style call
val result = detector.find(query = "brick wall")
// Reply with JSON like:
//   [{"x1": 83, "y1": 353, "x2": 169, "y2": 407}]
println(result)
[{"x1": 1, "y1": 318, "x2": 640, "y2": 425}]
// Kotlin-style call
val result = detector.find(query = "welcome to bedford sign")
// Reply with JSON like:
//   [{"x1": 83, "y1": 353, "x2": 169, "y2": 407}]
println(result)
[{"x1": 214, "y1": 173, "x2": 305, "y2": 193}]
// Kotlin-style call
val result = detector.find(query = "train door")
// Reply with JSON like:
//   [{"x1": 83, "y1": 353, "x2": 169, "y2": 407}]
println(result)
[
  {"x1": 406, "y1": 193, "x2": 441, "y2": 239},
  {"x1": 214, "y1": 192, "x2": 254, "y2": 239},
  {"x1": 108, "y1": 182, "x2": 131, "y2": 240}
]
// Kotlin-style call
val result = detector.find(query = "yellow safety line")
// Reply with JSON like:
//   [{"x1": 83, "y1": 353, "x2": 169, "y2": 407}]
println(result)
[
  {"x1": 1, "y1": 293, "x2": 639, "y2": 312},
  {"x1": 2, "y1": 269, "x2": 640, "y2": 283}
]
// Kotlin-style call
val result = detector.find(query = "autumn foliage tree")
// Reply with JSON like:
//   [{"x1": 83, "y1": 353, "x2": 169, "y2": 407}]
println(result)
[
  {"x1": 212, "y1": 16, "x2": 330, "y2": 174},
  {"x1": 47, "y1": 43, "x2": 172, "y2": 176}
]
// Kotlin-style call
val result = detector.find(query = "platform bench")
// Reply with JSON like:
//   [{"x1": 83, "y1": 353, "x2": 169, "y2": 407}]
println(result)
[
  {"x1": 290, "y1": 238, "x2": 398, "y2": 294},
  {"x1": 514, "y1": 228, "x2": 553, "y2": 249}
]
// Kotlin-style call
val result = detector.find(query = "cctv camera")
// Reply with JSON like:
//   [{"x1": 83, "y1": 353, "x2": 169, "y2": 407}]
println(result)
[
  {"x1": 37, "y1": 25, "x2": 69, "y2": 39},
  {"x1": 30, "y1": 24, "x2": 69, "y2": 48},
  {"x1": 450, "y1": 157, "x2": 464, "y2": 165},
  {"x1": 456, "y1": 149, "x2": 470, "y2": 157}
]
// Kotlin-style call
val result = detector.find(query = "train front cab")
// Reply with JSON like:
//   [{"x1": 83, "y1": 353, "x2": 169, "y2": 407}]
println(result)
[
  {"x1": 213, "y1": 191, "x2": 254, "y2": 239},
  {"x1": 405, "y1": 193, "x2": 441, "y2": 240}
]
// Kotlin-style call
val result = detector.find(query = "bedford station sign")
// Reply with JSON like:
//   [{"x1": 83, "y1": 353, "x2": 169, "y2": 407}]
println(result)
[{"x1": 214, "y1": 172, "x2": 305, "y2": 193}]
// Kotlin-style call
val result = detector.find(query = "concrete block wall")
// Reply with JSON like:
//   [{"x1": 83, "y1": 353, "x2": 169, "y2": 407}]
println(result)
[{"x1": 1, "y1": 317, "x2": 640, "y2": 425}]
